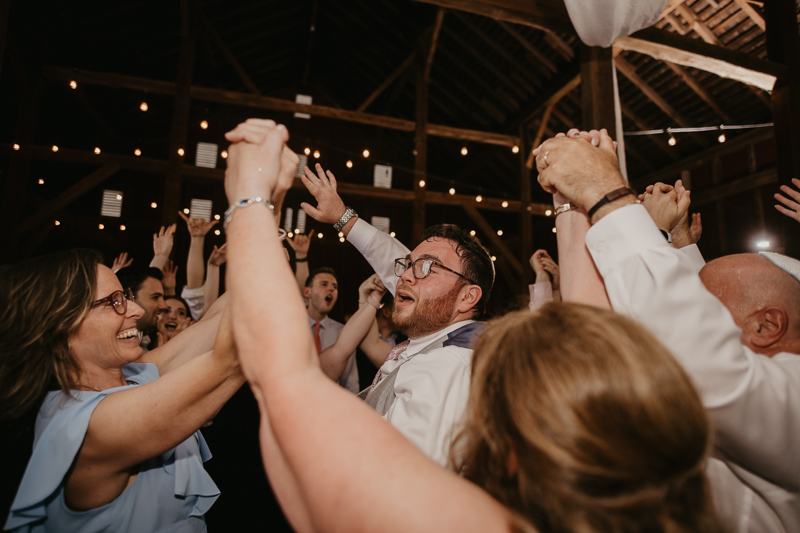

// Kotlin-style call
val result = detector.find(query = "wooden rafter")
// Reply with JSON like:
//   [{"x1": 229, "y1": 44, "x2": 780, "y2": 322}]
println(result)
[
  {"x1": 497, "y1": 20, "x2": 558, "y2": 74},
  {"x1": 200, "y1": 10, "x2": 260, "y2": 95},
  {"x1": 661, "y1": 60, "x2": 732, "y2": 123},
  {"x1": 673, "y1": 3, "x2": 718, "y2": 44},
  {"x1": 15, "y1": 165, "x2": 121, "y2": 235},
  {"x1": 692, "y1": 167, "x2": 777, "y2": 206},
  {"x1": 357, "y1": 54, "x2": 414, "y2": 112},
  {"x1": 425, "y1": 8, "x2": 446, "y2": 80},
  {"x1": 732, "y1": 0, "x2": 766, "y2": 31},
  {"x1": 518, "y1": 70, "x2": 580, "y2": 127},
  {"x1": 42, "y1": 66, "x2": 519, "y2": 147},
  {"x1": 526, "y1": 103, "x2": 555, "y2": 168},
  {"x1": 414, "y1": 0, "x2": 575, "y2": 35},
  {"x1": 463, "y1": 205, "x2": 524, "y2": 280}
]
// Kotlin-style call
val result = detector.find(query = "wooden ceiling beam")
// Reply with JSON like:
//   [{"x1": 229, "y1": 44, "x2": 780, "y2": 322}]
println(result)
[
  {"x1": 518, "y1": 69, "x2": 580, "y2": 127},
  {"x1": 425, "y1": 8, "x2": 446, "y2": 80},
  {"x1": 463, "y1": 204, "x2": 524, "y2": 279},
  {"x1": 200, "y1": 9, "x2": 260, "y2": 95},
  {"x1": 618, "y1": 27, "x2": 783, "y2": 91},
  {"x1": 413, "y1": 0, "x2": 574, "y2": 35},
  {"x1": 42, "y1": 66, "x2": 518, "y2": 147},
  {"x1": 662, "y1": 60, "x2": 732, "y2": 123},
  {"x1": 357, "y1": 54, "x2": 414, "y2": 112},
  {"x1": 731, "y1": 0, "x2": 766, "y2": 32},
  {"x1": 496, "y1": 20, "x2": 558, "y2": 74},
  {"x1": 692, "y1": 166, "x2": 777, "y2": 206},
  {"x1": 673, "y1": 3, "x2": 719, "y2": 44}
]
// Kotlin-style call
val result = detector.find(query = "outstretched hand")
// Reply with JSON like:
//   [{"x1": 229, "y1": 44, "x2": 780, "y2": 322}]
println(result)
[
  {"x1": 775, "y1": 178, "x2": 800, "y2": 223},
  {"x1": 300, "y1": 163, "x2": 347, "y2": 224},
  {"x1": 161, "y1": 260, "x2": 178, "y2": 295},
  {"x1": 208, "y1": 244, "x2": 228, "y2": 267},
  {"x1": 529, "y1": 250, "x2": 548, "y2": 280},
  {"x1": 533, "y1": 129, "x2": 625, "y2": 211},
  {"x1": 286, "y1": 230, "x2": 314, "y2": 258},
  {"x1": 358, "y1": 273, "x2": 386, "y2": 308},
  {"x1": 179, "y1": 211, "x2": 218, "y2": 237},
  {"x1": 223, "y1": 119, "x2": 293, "y2": 205},
  {"x1": 112, "y1": 252, "x2": 133, "y2": 273},
  {"x1": 153, "y1": 224, "x2": 177, "y2": 258}
]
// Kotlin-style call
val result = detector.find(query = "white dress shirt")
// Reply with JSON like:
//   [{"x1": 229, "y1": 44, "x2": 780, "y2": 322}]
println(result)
[
  {"x1": 348, "y1": 219, "x2": 473, "y2": 467},
  {"x1": 587, "y1": 204, "x2": 800, "y2": 533},
  {"x1": 308, "y1": 315, "x2": 359, "y2": 394}
]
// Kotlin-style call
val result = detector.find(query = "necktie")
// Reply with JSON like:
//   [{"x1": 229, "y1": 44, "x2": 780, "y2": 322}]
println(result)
[
  {"x1": 367, "y1": 339, "x2": 410, "y2": 396},
  {"x1": 313, "y1": 323, "x2": 322, "y2": 354}
]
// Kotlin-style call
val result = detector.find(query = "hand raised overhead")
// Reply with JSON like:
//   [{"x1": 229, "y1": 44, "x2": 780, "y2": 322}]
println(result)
[{"x1": 300, "y1": 163, "x2": 347, "y2": 225}]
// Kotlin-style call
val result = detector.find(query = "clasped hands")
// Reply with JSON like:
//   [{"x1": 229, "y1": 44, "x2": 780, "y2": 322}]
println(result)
[{"x1": 358, "y1": 274, "x2": 387, "y2": 310}]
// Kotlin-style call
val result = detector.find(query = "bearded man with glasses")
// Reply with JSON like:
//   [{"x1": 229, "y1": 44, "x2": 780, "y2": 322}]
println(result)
[{"x1": 301, "y1": 163, "x2": 495, "y2": 467}]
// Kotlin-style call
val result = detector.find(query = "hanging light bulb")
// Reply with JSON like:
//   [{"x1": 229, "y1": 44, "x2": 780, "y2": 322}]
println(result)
[
  {"x1": 552, "y1": 227, "x2": 557, "y2": 233},
  {"x1": 476, "y1": 195, "x2": 482, "y2": 202},
  {"x1": 317, "y1": 233, "x2": 323, "y2": 239},
  {"x1": 491, "y1": 256, "x2": 497, "y2": 262},
  {"x1": 497, "y1": 229, "x2": 503, "y2": 236},
  {"x1": 390, "y1": 232, "x2": 396, "y2": 237},
  {"x1": 362, "y1": 149, "x2": 370, "y2": 158},
  {"x1": 313, "y1": 150, "x2": 320, "y2": 159},
  {"x1": 38, "y1": 179, "x2": 44, "y2": 185},
  {"x1": 718, "y1": 133, "x2": 726, "y2": 143},
  {"x1": 200, "y1": 120, "x2": 208, "y2": 129},
  {"x1": 140, "y1": 102, "x2": 148, "y2": 112},
  {"x1": 183, "y1": 208, "x2": 190, "y2": 214},
  {"x1": 511, "y1": 145, "x2": 519, "y2": 154},
  {"x1": 69, "y1": 80, "x2": 77, "y2": 89},
  {"x1": 94, "y1": 147, "x2": 101, "y2": 154},
  {"x1": 460, "y1": 147, "x2": 468, "y2": 156},
  {"x1": 177, "y1": 148, "x2": 185, "y2": 156},
  {"x1": 120, "y1": 225, "x2": 126, "y2": 231},
  {"x1": 51, "y1": 145, "x2": 59, "y2": 152},
  {"x1": 346, "y1": 160, "x2": 353, "y2": 168},
  {"x1": 13, "y1": 144, "x2": 20, "y2": 150},
  {"x1": 502, "y1": 201, "x2": 509, "y2": 208},
  {"x1": 98, "y1": 224, "x2": 104, "y2": 229},
  {"x1": 134, "y1": 149, "x2": 142, "y2": 156},
  {"x1": 304, "y1": 147, "x2": 311, "y2": 155},
  {"x1": 545, "y1": 209, "x2": 553, "y2": 216},
  {"x1": 668, "y1": 136, "x2": 677, "y2": 146},
  {"x1": 214, "y1": 229, "x2": 221, "y2": 236},
  {"x1": 419, "y1": 180, "x2": 425, "y2": 187},
  {"x1": 469, "y1": 230, "x2": 476, "y2": 237},
  {"x1": 214, "y1": 214, "x2": 220, "y2": 220},
  {"x1": 151, "y1": 202, "x2": 158, "y2": 208},
  {"x1": 54, "y1": 220, "x2": 60, "y2": 226},
  {"x1": 221, "y1": 150, "x2": 228, "y2": 159},
  {"x1": 449, "y1": 187, "x2": 456, "y2": 195}
]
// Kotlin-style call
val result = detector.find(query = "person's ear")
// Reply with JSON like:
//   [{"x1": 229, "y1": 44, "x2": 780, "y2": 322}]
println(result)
[
  {"x1": 457, "y1": 285, "x2": 482, "y2": 314},
  {"x1": 303, "y1": 286, "x2": 311, "y2": 299},
  {"x1": 746, "y1": 307, "x2": 789, "y2": 353}
]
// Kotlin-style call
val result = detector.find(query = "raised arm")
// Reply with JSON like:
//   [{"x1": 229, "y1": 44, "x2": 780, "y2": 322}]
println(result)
[
  {"x1": 149, "y1": 224, "x2": 176, "y2": 270},
  {"x1": 286, "y1": 230, "x2": 313, "y2": 290},
  {"x1": 64, "y1": 307, "x2": 243, "y2": 511},
  {"x1": 225, "y1": 119, "x2": 510, "y2": 533},
  {"x1": 202, "y1": 244, "x2": 227, "y2": 317},
  {"x1": 318, "y1": 274, "x2": 386, "y2": 382},
  {"x1": 180, "y1": 212, "x2": 218, "y2": 289},
  {"x1": 300, "y1": 163, "x2": 410, "y2": 294}
]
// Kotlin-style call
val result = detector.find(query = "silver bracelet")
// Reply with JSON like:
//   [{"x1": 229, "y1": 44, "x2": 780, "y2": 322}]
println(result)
[
  {"x1": 333, "y1": 207, "x2": 357, "y2": 231},
  {"x1": 359, "y1": 299, "x2": 385, "y2": 310},
  {"x1": 223, "y1": 197, "x2": 275, "y2": 229}
]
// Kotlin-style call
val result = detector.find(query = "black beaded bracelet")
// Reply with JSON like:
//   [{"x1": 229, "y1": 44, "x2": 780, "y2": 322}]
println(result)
[
  {"x1": 295, "y1": 257, "x2": 308, "y2": 263},
  {"x1": 587, "y1": 187, "x2": 636, "y2": 220}
]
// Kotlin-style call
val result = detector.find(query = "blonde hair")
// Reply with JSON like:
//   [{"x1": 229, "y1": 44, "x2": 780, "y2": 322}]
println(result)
[
  {"x1": 451, "y1": 303, "x2": 719, "y2": 533},
  {"x1": 0, "y1": 249, "x2": 102, "y2": 420}
]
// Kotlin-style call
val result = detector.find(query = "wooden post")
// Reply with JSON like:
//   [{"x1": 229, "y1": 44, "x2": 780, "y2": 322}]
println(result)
[
  {"x1": 412, "y1": 36, "x2": 430, "y2": 245},
  {"x1": 0, "y1": 0, "x2": 9, "y2": 81},
  {"x1": 765, "y1": 0, "x2": 800, "y2": 257},
  {"x1": 162, "y1": 0, "x2": 198, "y2": 226},
  {"x1": 519, "y1": 125, "x2": 533, "y2": 285},
  {"x1": 580, "y1": 45, "x2": 617, "y2": 136}
]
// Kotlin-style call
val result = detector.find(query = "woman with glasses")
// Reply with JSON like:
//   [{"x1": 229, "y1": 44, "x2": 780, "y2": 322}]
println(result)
[
  {"x1": 1, "y1": 248, "x2": 242, "y2": 532},
  {"x1": 221, "y1": 120, "x2": 720, "y2": 533}
]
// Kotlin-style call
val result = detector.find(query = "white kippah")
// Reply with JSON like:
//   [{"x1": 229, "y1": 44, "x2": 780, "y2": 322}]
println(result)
[{"x1": 760, "y1": 252, "x2": 800, "y2": 284}]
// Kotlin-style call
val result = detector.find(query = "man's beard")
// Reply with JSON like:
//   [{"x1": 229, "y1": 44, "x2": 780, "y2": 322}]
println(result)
[{"x1": 392, "y1": 281, "x2": 463, "y2": 339}]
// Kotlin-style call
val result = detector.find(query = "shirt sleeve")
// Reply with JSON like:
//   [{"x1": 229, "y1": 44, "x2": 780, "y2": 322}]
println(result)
[
  {"x1": 180, "y1": 285, "x2": 205, "y2": 322},
  {"x1": 675, "y1": 243, "x2": 706, "y2": 273},
  {"x1": 346, "y1": 218, "x2": 411, "y2": 296},
  {"x1": 385, "y1": 348, "x2": 471, "y2": 467},
  {"x1": 529, "y1": 282, "x2": 554, "y2": 311},
  {"x1": 586, "y1": 204, "x2": 800, "y2": 490}
]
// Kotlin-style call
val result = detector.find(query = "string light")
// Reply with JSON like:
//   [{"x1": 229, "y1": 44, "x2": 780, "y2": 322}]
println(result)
[
  {"x1": 177, "y1": 148, "x2": 185, "y2": 156},
  {"x1": 304, "y1": 148, "x2": 311, "y2": 155},
  {"x1": 214, "y1": 229, "x2": 221, "y2": 236},
  {"x1": 140, "y1": 102, "x2": 148, "y2": 112},
  {"x1": 69, "y1": 80, "x2": 77, "y2": 89},
  {"x1": 545, "y1": 209, "x2": 552, "y2": 216},
  {"x1": 512, "y1": 145, "x2": 519, "y2": 154},
  {"x1": 338, "y1": 232, "x2": 344, "y2": 237},
  {"x1": 313, "y1": 150, "x2": 320, "y2": 159},
  {"x1": 362, "y1": 149, "x2": 370, "y2": 158},
  {"x1": 13, "y1": 144, "x2": 19, "y2": 150},
  {"x1": 317, "y1": 233, "x2": 323, "y2": 239},
  {"x1": 200, "y1": 120, "x2": 208, "y2": 129},
  {"x1": 390, "y1": 232, "x2": 396, "y2": 237},
  {"x1": 214, "y1": 214, "x2": 220, "y2": 220},
  {"x1": 221, "y1": 150, "x2": 228, "y2": 159},
  {"x1": 346, "y1": 160, "x2": 353, "y2": 168},
  {"x1": 502, "y1": 201, "x2": 508, "y2": 208},
  {"x1": 469, "y1": 230, "x2": 476, "y2": 236},
  {"x1": 491, "y1": 255, "x2": 496, "y2": 261},
  {"x1": 183, "y1": 208, "x2": 190, "y2": 214},
  {"x1": 120, "y1": 225, "x2": 126, "y2": 231},
  {"x1": 134, "y1": 149, "x2": 141, "y2": 156},
  {"x1": 98, "y1": 224, "x2": 104, "y2": 230},
  {"x1": 718, "y1": 133, "x2": 726, "y2": 143},
  {"x1": 419, "y1": 180, "x2": 425, "y2": 187},
  {"x1": 116, "y1": 194, "x2": 122, "y2": 200},
  {"x1": 497, "y1": 229, "x2": 503, "y2": 236},
  {"x1": 449, "y1": 188, "x2": 456, "y2": 195},
  {"x1": 668, "y1": 136, "x2": 677, "y2": 146},
  {"x1": 288, "y1": 232, "x2": 294, "y2": 238},
  {"x1": 55, "y1": 220, "x2": 60, "y2": 226},
  {"x1": 476, "y1": 195, "x2": 482, "y2": 202},
  {"x1": 552, "y1": 227, "x2": 557, "y2": 233},
  {"x1": 51, "y1": 145, "x2": 58, "y2": 152},
  {"x1": 38, "y1": 179, "x2": 44, "y2": 185},
  {"x1": 338, "y1": 236, "x2": 345, "y2": 242},
  {"x1": 151, "y1": 202, "x2": 158, "y2": 208},
  {"x1": 460, "y1": 147, "x2": 468, "y2": 156},
  {"x1": 94, "y1": 147, "x2": 101, "y2": 154}
]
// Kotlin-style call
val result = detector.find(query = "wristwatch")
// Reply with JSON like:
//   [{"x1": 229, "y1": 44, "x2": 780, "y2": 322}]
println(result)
[{"x1": 333, "y1": 207, "x2": 357, "y2": 231}]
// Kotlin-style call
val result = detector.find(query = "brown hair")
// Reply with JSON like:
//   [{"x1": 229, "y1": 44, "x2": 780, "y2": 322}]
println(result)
[
  {"x1": 0, "y1": 249, "x2": 102, "y2": 420},
  {"x1": 451, "y1": 303, "x2": 719, "y2": 533}
]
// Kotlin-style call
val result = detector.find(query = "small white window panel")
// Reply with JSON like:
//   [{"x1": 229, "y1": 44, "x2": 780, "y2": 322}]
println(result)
[
  {"x1": 371, "y1": 216, "x2": 390, "y2": 234},
  {"x1": 373, "y1": 165, "x2": 392, "y2": 189},
  {"x1": 190, "y1": 199, "x2": 213, "y2": 222},
  {"x1": 284, "y1": 207, "x2": 294, "y2": 233},
  {"x1": 101, "y1": 190, "x2": 123, "y2": 217},
  {"x1": 195, "y1": 142, "x2": 218, "y2": 168},
  {"x1": 295, "y1": 94, "x2": 312, "y2": 119},
  {"x1": 297, "y1": 209, "x2": 307, "y2": 233},
  {"x1": 295, "y1": 154, "x2": 308, "y2": 178}
]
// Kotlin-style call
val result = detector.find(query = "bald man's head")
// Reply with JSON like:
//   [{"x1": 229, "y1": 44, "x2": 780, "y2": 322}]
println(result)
[{"x1": 699, "y1": 254, "x2": 800, "y2": 356}]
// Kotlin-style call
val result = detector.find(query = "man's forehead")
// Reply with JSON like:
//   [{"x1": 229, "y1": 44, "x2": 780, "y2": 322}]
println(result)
[
  {"x1": 412, "y1": 238, "x2": 460, "y2": 262},
  {"x1": 140, "y1": 277, "x2": 164, "y2": 293},
  {"x1": 313, "y1": 273, "x2": 337, "y2": 285}
]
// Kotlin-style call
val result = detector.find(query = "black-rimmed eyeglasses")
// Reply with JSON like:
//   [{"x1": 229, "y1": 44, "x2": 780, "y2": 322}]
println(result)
[
  {"x1": 394, "y1": 258, "x2": 476, "y2": 284},
  {"x1": 92, "y1": 288, "x2": 135, "y2": 316}
]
